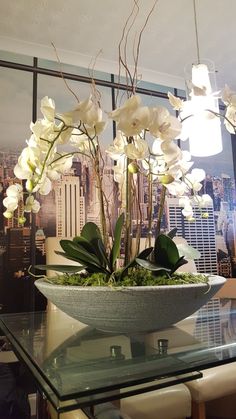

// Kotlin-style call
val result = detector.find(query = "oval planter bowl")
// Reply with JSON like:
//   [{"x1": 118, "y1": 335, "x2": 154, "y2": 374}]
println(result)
[{"x1": 35, "y1": 275, "x2": 226, "y2": 333}]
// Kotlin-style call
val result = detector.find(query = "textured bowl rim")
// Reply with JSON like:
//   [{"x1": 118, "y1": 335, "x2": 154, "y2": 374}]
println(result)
[{"x1": 35, "y1": 274, "x2": 226, "y2": 291}]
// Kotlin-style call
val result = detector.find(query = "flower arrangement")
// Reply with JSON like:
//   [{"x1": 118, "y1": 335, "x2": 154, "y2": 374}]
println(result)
[
  {"x1": 2, "y1": 3, "x2": 236, "y2": 287},
  {"x1": 1, "y1": 90, "x2": 215, "y2": 285}
]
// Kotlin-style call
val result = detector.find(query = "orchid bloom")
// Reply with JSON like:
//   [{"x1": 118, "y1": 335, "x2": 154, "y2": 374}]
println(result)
[
  {"x1": 185, "y1": 168, "x2": 206, "y2": 192},
  {"x1": 3, "y1": 184, "x2": 23, "y2": 218},
  {"x1": 164, "y1": 180, "x2": 188, "y2": 196},
  {"x1": 224, "y1": 105, "x2": 236, "y2": 134},
  {"x1": 161, "y1": 140, "x2": 182, "y2": 166},
  {"x1": 61, "y1": 96, "x2": 106, "y2": 138},
  {"x1": 194, "y1": 194, "x2": 212, "y2": 208},
  {"x1": 109, "y1": 95, "x2": 150, "y2": 137},
  {"x1": 221, "y1": 85, "x2": 236, "y2": 107},
  {"x1": 179, "y1": 196, "x2": 195, "y2": 220},
  {"x1": 168, "y1": 92, "x2": 184, "y2": 111},
  {"x1": 149, "y1": 106, "x2": 182, "y2": 141},
  {"x1": 106, "y1": 131, "x2": 127, "y2": 160},
  {"x1": 125, "y1": 138, "x2": 149, "y2": 160},
  {"x1": 24, "y1": 196, "x2": 41, "y2": 213}
]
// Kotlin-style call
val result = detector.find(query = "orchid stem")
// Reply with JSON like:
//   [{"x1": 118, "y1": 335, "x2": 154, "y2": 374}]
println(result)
[
  {"x1": 124, "y1": 157, "x2": 133, "y2": 266},
  {"x1": 156, "y1": 186, "x2": 166, "y2": 237}
]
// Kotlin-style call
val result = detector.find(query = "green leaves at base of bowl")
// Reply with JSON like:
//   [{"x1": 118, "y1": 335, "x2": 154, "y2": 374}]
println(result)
[{"x1": 35, "y1": 214, "x2": 201, "y2": 284}]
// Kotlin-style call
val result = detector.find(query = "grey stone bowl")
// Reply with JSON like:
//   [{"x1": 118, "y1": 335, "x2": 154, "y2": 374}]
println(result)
[{"x1": 35, "y1": 275, "x2": 226, "y2": 333}]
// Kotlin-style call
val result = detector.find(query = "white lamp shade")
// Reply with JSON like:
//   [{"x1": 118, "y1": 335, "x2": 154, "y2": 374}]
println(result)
[{"x1": 184, "y1": 62, "x2": 223, "y2": 157}]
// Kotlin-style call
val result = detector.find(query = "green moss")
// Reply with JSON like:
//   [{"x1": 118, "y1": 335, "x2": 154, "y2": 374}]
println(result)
[{"x1": 45, "y1": 269, "x2": 209, "y2": 287}]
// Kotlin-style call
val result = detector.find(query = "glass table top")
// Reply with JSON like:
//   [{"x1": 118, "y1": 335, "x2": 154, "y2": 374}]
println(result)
[{"x1": 1, "y1": 297, "x2": 236, "y2": 413}]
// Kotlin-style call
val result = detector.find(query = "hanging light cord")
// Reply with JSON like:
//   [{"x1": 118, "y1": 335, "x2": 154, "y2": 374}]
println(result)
[{"x1": 193, "y1": 0, "x2": 200, "y2": 64}]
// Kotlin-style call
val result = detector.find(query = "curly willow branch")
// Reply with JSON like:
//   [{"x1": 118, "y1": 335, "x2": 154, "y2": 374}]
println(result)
[{"x1": 51, "y1": 42, "x2": 80, "y2": 103}]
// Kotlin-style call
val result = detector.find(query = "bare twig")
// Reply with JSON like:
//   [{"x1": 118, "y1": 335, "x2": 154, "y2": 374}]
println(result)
[
  {"x1": 133, "y1": 0, "x2": 159, "y2": 88},
  {"x1": 51, "y1": 42, "x2": 80, "y2": 103},
  {"x1": 116, "y1": 1, "x2": 139, "y2": 103}
]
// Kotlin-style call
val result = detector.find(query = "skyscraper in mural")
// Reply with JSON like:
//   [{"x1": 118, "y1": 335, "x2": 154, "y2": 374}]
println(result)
[
  {"x1": 55, "y1": 172, "x2": 85, "y2": 237},
  {"x1": 166, "y1": 197, "x2": 218, "y2": 274}
]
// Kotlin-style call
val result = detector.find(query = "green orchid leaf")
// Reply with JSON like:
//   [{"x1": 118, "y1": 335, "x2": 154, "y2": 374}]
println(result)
[
  {"x1": 55, "y1": 251, "x2": 86, "y2": 264},
  {"x1": 119, "y1": 258, "x2": 136, "y2": 279},
  {"x1": 73, "y1": 235, "x2": 108, "y2": 266},
  {"x1": 55, "y1": 251, "x2": 108, "y2": 274},
  {"x1": 110, "y1": 213, "x2": 124, "y2": 269},
  {"x1": 136, "y1": 258, "x2": 171, "y2": 272},
  {"x1": 176, "y1": 243, "x2": 201, "y2": 260},
  {"x1": 167, "y1": 228, "x2": 178, "y2": 239},
  {"x1": 154, "y1": 234, "x2": 180, "y2": 268},
  {"x1": 35, "y1": 264, "x2": 84, "y2": 273},
  {"x1": 91, "y1": 237, "x2": 109, "y2": 268},
  {"x1": 73, "y1": 236, "x2": 98, "y2": 255},
  {"x1": 81, "y1": 222, "x2": 102, "y2": 243},
  {"x1": 60, "y1": 240, "x2": 102, "y2": 267},
  {"x1": 137, "y1": 247, "x2": 153, "y2": 259},
  {"x1": 171, "y1": 256, "x2": 188, "y2": 274}
]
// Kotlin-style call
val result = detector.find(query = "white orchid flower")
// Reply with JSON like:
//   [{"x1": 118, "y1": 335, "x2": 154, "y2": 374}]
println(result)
[
  {"x1": 85, "y1": 121, "x2": 107, "y2": 137},
  {"x1": 151, "y1": 138, "x2": 163, "y2": 155},
  {"x1": 46, "y1": 169, "x2": 61, "y2": 181},
  {"x1": 14, "y1": 146, "x2": 40, "y2": 180},
  {"x1": 221, "y1": 85, "x2": 236, "y2": 107},
  {"x1": 109, "y1": 96, "x2": 150, "y2": 137},
  {"x1": 168, "y1": 92, "x2": 184, "y2": 111},
  {"x1": 51, "y1": 154, "x2": 73, "y2": 174},
  {"x1": 142, "y1": 157, "x2": 165, "y2": 179},
  {"x1": 168, "y1": 150, "x2": 194, "y2": 179},
  {"x1": 149, "y1": 107, "x2": 182, "y2": 141},
  {"x1": 185, "y1": 168, "x2": 205, "y2": 192},
  {"x1": 62, "y1": 96, "x2": 104, "y2": 129},
  {"x1": 27, "y1": 134, "x2": 38, "y2": 148},
  {"x1": 61, "y1": 96, "x2": 93, "y2": 124},
  {"x1": 30, "y1": 119, "x2": 55, "y2": 150},
  {"x1": 125, "y1": 138, "x2": 149, "y2": 160},
  {"x1": 54, "y1": 123, "x2": 73, "y2": 145},
  {"x1": 14, "y1": 163, "x2": 31, "y2": 180},
  {"x1": 224, "y1": 105, "x2": 236, "y2": 134},
  {"x1": 24, "y1": 196, "x2": 41, "y2": 213},
  {"x1": 3, "y1": 196, "x2": 19, "y2": 211},
  {"x1": 70, "y1": 131, "x2": 92, "y2": 153},
  {"x1": 194, "y1": 194, "x2": 212, "y2": 207},
  {"x1": 3, "y1": 210, "x2": 14, "y2": 219},
  {"x1": 38, "y1": 177, "x2": 52, "y2": 195},
  {"x1": 165, "y1": 180, "x2": 188, "y2": 196},
  {"x1": 161, "y1": 140, "x2": 182, "y2": 165},
  {"x1": 106, "y1": 131, "x2": 127, "y2": 160},
  {"x1": 179, "y1": 196, "x2": 191, "y2": 208},
  {"x1": 117, "y1": 106, "x2": 150, "y2": 137},
  {"x1": 178, "y1": 196, "x2": 194, "y2": 219},
  {"x1": 31, "y1": 118, "x2": 72, "y2": 148},
  {"x1": 182, "y1": 205, "x2": 194, "y2": 220},
  {"x1": 113, "y1": 156, "x2": 126, "y2": 184},
  {"x1": 6, "y1": 184, "x2": 23, "y2": 199},
  {"x1": 110, "y1": 95, "x2": 141, "y2": 120},
  {"x1": 40, "y1": 96, "x2": 56, "y2": 122},
  {"x1": 84, "y1": 104, "x2": 103, "y2": 127}
]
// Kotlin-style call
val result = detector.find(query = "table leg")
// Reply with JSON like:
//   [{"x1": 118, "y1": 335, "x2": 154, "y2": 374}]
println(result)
[{"x1": 36, "y1": 391, "x2": 52, "y2": 419}]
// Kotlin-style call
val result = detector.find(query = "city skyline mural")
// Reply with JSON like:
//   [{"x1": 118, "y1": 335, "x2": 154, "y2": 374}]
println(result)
[{"x1": 1, "y1": 50, "x2": 236, "y2": 313}]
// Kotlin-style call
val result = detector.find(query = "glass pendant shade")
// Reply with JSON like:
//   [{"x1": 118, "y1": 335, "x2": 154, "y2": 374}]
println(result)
[{"x1": 184, "y1": 61, "x2": 223, "y2": 157}]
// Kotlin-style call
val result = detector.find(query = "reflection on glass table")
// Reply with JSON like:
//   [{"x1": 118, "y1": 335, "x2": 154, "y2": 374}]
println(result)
[{"x1": 0, "y1": 297, "x2": 236, "y2": 415}]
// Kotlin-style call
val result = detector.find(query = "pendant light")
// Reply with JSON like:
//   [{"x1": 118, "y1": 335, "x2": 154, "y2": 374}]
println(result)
[{"x1": 184, "y1": 0, "x2": 222, "y2": 157}]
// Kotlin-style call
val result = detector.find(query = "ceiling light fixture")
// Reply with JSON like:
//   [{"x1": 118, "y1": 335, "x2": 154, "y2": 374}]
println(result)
[{"x1": 184, "y1": 0, "x2": 222, "y2": 157}]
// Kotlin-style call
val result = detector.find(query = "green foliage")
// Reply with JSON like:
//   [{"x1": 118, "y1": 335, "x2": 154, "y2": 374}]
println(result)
[
  {"x1": 136, "y1": 232, "x2": 189, "y2": 276},
  {"x1": 36, "y1": 217, "x2": 202, "y2": 286},
  {"x1": 46, "y1": 270, "x2": 209, "y2": 287},
  {"x1": 35, "y1": 213, "x2": 125, "y2": 278}
]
